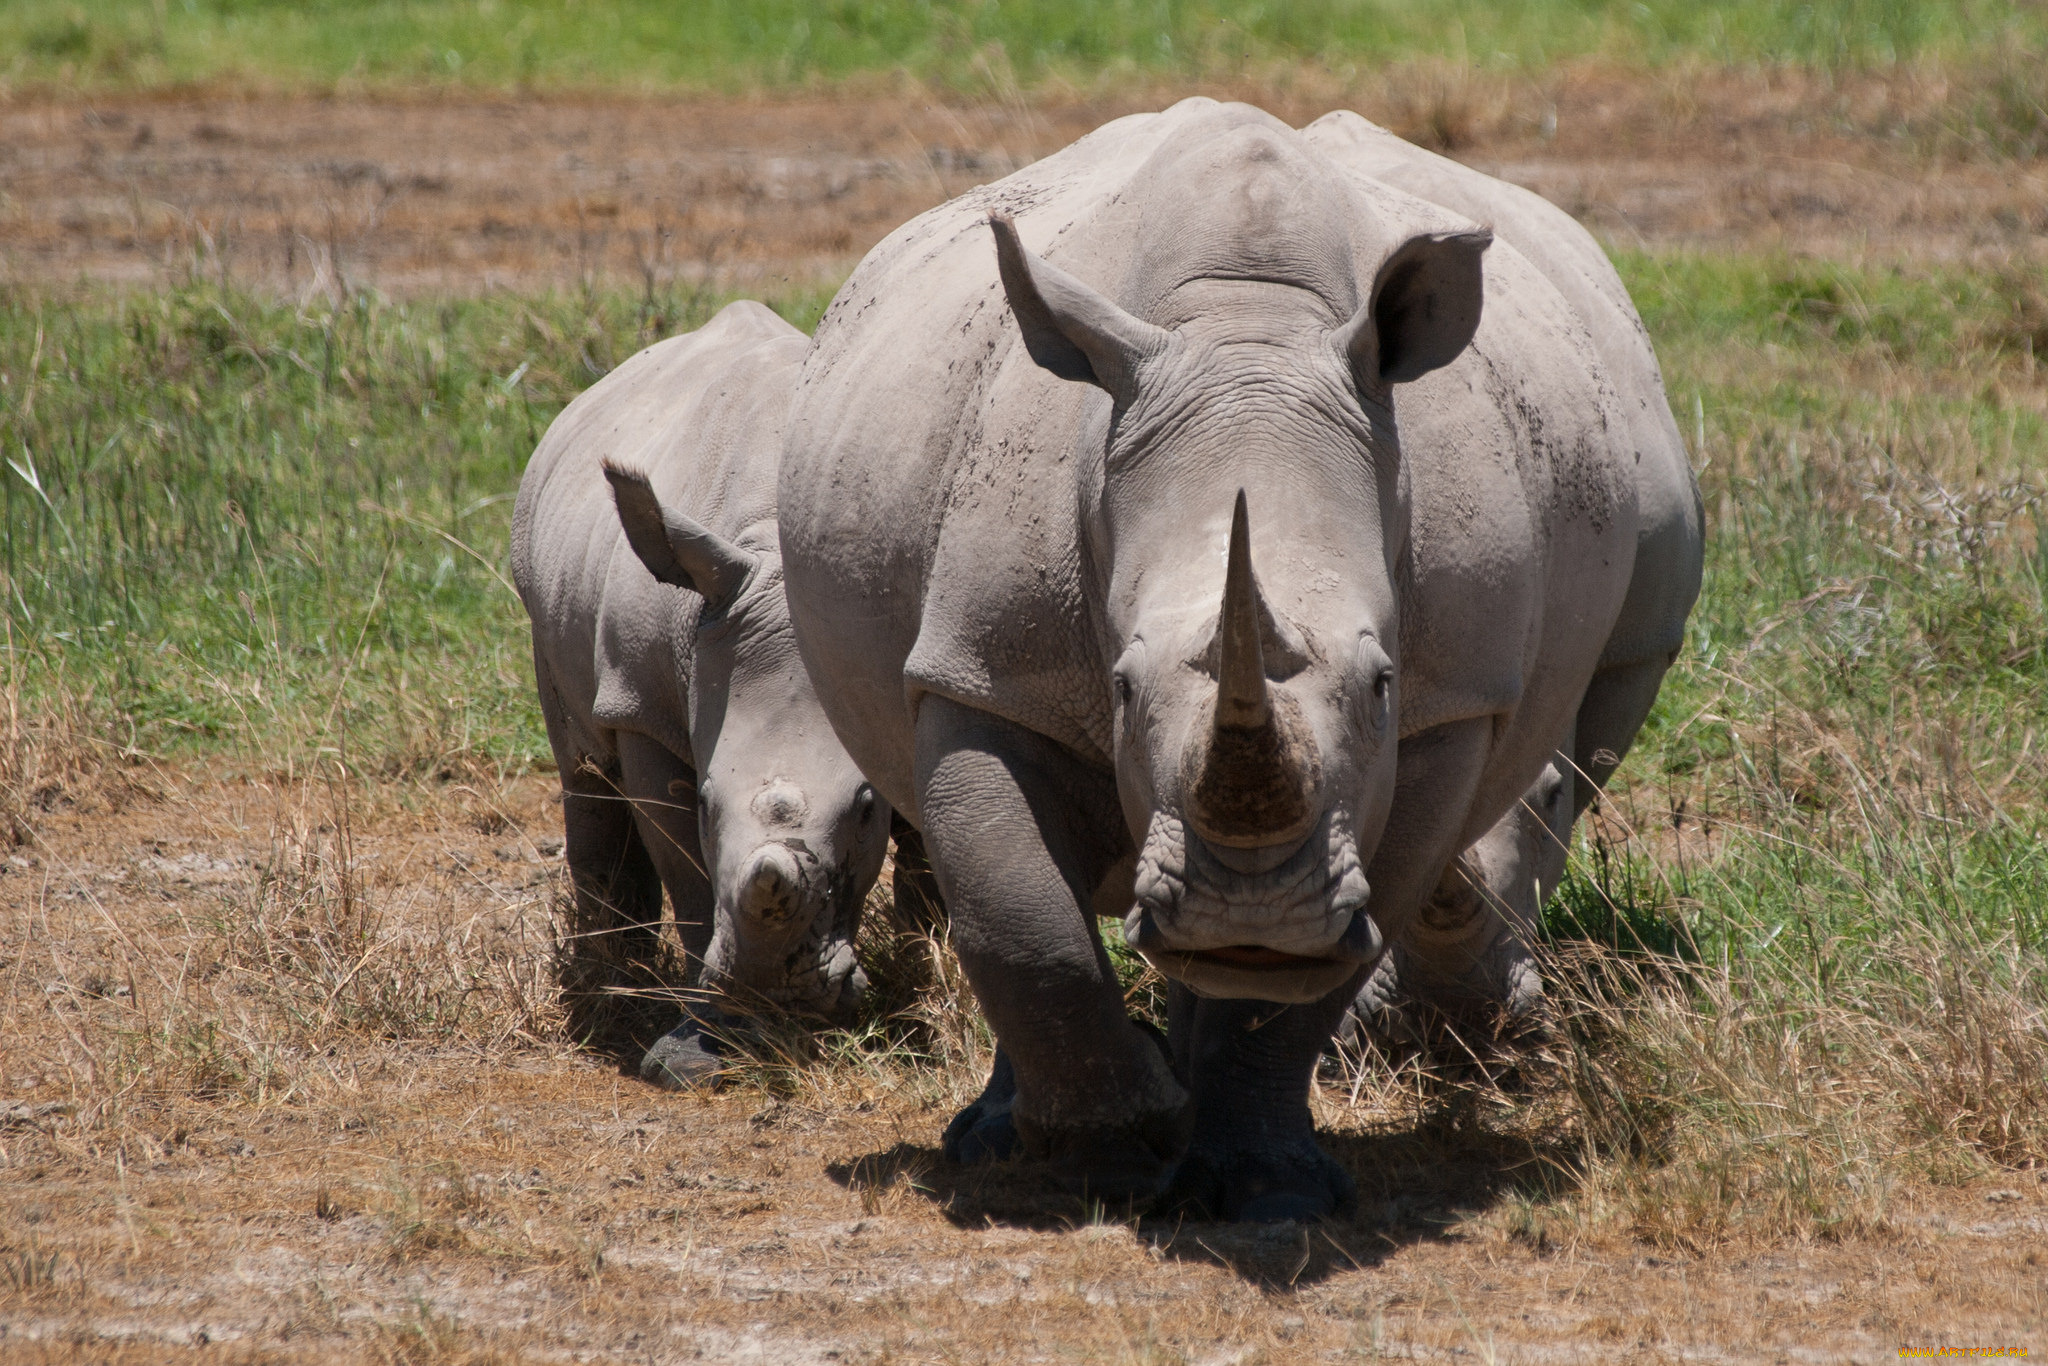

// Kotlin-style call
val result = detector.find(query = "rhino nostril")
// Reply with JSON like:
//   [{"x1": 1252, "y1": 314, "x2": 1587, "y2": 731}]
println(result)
[{"x1": 740, "y1": 845, "x2": 803, "y2": 923}]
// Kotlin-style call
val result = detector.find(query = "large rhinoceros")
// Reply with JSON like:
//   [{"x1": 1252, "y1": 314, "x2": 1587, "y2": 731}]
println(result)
[
  {"x1": 777, "y1": 99, "x2": 1701, "y2": 1219},
  {"x1": 512, "y1": 300, "x2": 930, "y2": 1088}
]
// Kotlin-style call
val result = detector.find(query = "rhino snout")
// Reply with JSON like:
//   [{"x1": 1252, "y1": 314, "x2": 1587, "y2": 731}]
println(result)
[{"x1": 738, "y1": 844, "x2": 806, "y2": 923}]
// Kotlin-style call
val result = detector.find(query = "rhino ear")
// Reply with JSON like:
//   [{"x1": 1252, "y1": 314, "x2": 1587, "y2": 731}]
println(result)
[
  {"x1": 604, "y1": 462, "x2": 756, "y2": 608},
  {"x1": 1336, "y1": 229, "x2": 1492, "y2": 391},
  {"x1": 990, "y1": 212, "x2": 1169, "y2": 399}
]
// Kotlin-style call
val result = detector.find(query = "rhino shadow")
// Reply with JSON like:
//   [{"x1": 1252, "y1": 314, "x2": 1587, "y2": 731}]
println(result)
[{"x1": 825, "y1": 1103, "x2": 1578, "y2": 1287}]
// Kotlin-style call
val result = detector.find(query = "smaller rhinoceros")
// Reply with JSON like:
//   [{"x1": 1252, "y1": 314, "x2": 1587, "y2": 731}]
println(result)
[{"x1": 511, "y1": 300, "x2": 934, "y2": 1087}]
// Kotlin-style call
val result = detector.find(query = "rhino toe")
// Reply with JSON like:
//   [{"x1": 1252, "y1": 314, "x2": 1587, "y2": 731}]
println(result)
[
  {"x1": 941, "y1": 1097, "x2": 1019, "y2": 1164},
  {"x1": 639, "y1": 1021, "x2": 724, "y2": 1090},
  {"x1": 943, "y1": 1049, "x2": 1020, "y2": 1165},
  {"x1": 1162, "y1": 1136, "x2": 1356, "y2": 1224}
]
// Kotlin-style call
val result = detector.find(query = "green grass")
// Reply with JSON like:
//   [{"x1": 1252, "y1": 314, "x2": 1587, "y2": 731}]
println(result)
[
  {"x1": 1609, "y1": 246, "x2": 2048, "y2": 954},
  {"x1": 1526, "y1": 247, "x2": 2048, "y2": 1225},
  {"x1": 3, "y1": 0, "x2": 2045, "y2": 96},
  {"x1": 0, "y1": 276, "x2": 836, "y2": 778}
]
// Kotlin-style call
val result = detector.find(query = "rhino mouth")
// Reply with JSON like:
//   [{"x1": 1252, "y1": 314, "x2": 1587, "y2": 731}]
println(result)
[
  {"x1": 700, "y1": 845, "x2": 869, "y2": 1021},
  {"x1": 1125, "y1": 810, "x2": 1380, "y2": 1003},
  {"x1": 1188, "y1": 944, "x2": 1333, "y2": 969},
  {"x1": 700, "y1": 926, "x2": 867, "y2": 1021}
]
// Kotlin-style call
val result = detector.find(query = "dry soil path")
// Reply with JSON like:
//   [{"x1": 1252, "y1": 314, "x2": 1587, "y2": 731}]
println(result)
[{"x1": 4, "y1": 79, "x2": 2045, "y2": 300}]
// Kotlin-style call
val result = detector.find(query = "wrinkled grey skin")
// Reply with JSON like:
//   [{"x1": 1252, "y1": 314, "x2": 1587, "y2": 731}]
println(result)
[
  {"x1": 512, "y1": 301, "x2": 892, "y2": 1088},
  {"x1": 778, "y1": 100, "x2": 1701, "y2": 1219}
]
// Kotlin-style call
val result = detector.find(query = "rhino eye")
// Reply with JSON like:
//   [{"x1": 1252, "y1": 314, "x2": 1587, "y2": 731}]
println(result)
[
  {"x1": 1368, "y1": 668, "x2": 1393, "y2": 730},
  {"x1": 857, "y1": 785, "x2": 877, "y2": 821},
  {"x1": 1113, "y1": 673, "x2": 1133, "y2": 706}
]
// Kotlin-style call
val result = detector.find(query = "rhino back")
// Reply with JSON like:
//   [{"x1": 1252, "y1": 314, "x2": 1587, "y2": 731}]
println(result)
[{"x1": 514, "y1": 300, "x2": 807, "y2": 765}]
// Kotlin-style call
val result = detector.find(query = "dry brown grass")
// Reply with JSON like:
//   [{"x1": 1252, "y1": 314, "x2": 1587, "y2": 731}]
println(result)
[{"x1": 4, "y1": 704, "x2": 2047, "y2": 1359}]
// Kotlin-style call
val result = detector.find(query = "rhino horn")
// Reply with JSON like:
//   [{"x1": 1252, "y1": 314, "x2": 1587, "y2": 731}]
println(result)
[
  {"x1": 605, "y1": 462, "x2": 756, "y2": 608},
  {"x1": 1186, "y1": 492, "x2": 1322, "y2": 850},
  {"x1": 1215, "y1": 489, "x2": 1270, "y2": 731}
]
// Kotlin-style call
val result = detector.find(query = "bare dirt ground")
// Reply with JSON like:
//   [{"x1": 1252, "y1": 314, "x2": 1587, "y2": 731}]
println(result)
[
  {"x1": 4, "y1": 765, "x2": 2046, "y2": 1364},
  {"x1": 4, "y1": 69, "x2": 2047, "y2": 300}
]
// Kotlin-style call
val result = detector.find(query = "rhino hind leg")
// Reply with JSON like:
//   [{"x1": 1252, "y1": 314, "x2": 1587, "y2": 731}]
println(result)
[
  {"x1": 1568, "y1": 653, "x2": 1678, "y2": 823},
  {"x1": 617, "y1": 733, "x2": 713, "y2": 965},
  {"x1": 617, "y1": 732, "x2": 726, "y2": 1090},
  {"x1": 1342, "y1": 647, "x2": 1681, "y2": 1054},
  {"x1": 914, "y1": 696, "x2": 1192, "y2": 1205},
  {"x1": 886, "y1": 814, "x2": 947, "y2": 937},
  {"x1": 533, "y1": 652, "x2": 659, "y2": 977},
  {"x1": 1342, "y1": 758, "x2": 1569, "y2": 1054},
  {"x1": 554, "y1": 752, "x2": 666, "y2": 1045}
]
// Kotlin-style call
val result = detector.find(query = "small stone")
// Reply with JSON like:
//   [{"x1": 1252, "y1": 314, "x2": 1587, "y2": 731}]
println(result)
[{"x1": 1986, "y1": 1189, "x2": 2023, "y2": 1204}]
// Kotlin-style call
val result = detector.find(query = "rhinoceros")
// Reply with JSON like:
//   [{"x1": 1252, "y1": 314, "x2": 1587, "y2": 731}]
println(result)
[
  {"x1": 777, "y1": 99, "x2": 1701, "y2": 1219},
  {"x1": 512, "y1": 300, "x2": 935, "y2": 1088}
]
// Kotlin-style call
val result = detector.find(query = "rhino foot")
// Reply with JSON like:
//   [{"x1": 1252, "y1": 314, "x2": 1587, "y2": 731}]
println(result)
[
  {"x1": 639, "y1": 1019, "x2": 724, "y2": 1090},
  {"x1": 1161, "y1": 1134, "x2": 1357, "y2": 1224},
  {"x1": 1029, "y1": 1022, "x2": 1191, "y2": 1207},
  {"x1": 1041, "y1": 1121, "x2": 1185, "y2": 1208},
  {"x1": 945, "y1": 1049, "x2": 1188, "y2": 1207},
  {"x1": 1336, "y1": 941, "x2": 1547, "y2": 1059},
  {"x1": 942, "y1": 1049, "x2": 1019, "y2": 1164}
]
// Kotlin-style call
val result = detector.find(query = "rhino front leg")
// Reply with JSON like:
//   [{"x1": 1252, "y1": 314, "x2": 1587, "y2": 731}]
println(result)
[
  {"x1": 536, "y1": 650, "x2": 664, "y2": 994},
  {"x1": 1162, "y1": 981, "x2": 1360, "y2": 1223},
  {"x1": 617, "y1": 731, "x2": 725, "y2": 1090},
  {"x1": 915, "y1": 696, "x2": 1192, "y2": 1203}
]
